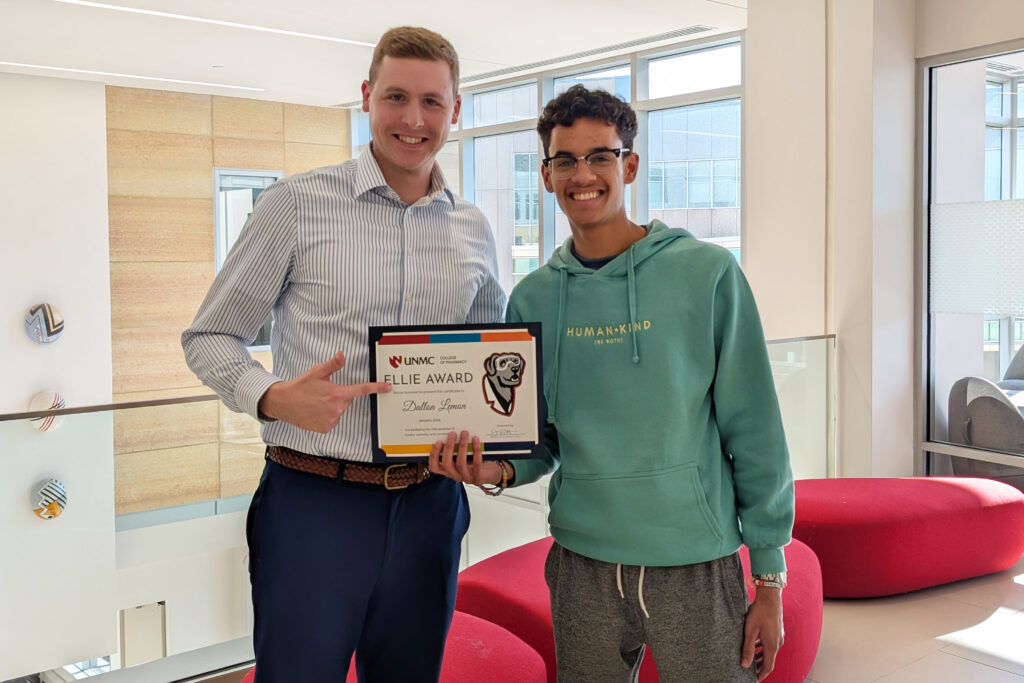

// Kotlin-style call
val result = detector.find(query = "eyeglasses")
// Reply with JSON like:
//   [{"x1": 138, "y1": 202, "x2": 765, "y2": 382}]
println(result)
[{"x1": 541, "y1": 148, "x2": 631, "y2": 179}]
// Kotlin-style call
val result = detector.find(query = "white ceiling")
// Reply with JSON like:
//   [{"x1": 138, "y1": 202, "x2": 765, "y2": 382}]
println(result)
[{"x1": 0, "y1": 0, "x2": 746, "y2": 107}]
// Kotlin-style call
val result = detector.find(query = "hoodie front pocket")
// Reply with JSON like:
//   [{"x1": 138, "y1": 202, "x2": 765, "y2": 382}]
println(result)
[{"x1": 548, "y1": 463, "x2": 726, "y2": 556}]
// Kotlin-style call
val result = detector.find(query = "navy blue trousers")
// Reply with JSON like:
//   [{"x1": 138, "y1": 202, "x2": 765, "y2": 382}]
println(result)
[{"x1": 247, "y1": 459, "x2": 469, "y2": 682}]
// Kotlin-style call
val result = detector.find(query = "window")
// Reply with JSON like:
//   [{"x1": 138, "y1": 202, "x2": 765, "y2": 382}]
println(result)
[
  {"x1": 648, "y1": 44, "x2": 741, "y2": 99},
  {"x1": 985, "y1": 126, "x2": 1003, "y2": 200},
  {"x1": 474, "y1": 131, "x2": 541, "y2": 291},
  {"x1": 436, "y1": 140, "x2": 461, "y2": 196},
  {"x1": 554, "y1": 66, "x2": 631, "y2": 100},
  {"x1": 648, "y1": 99, "x2": 740, "y2": 250},
  {"x1": 214, "y1": 168, "x2": 282, "y2": 348},
  {"x1": 925, "y1": 48, "x2": 1024, "y2": 477},
  {"x1": 469, "y1": 84, "x2": 537, "y2": 128},
  {"x1": 514, "y1": 152, "x2": 539, "y2": 234}
]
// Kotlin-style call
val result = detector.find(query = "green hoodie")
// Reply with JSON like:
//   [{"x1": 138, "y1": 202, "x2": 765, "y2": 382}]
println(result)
[{"x1": 507, "y1": 220, "x2": 794, "y2": 574}]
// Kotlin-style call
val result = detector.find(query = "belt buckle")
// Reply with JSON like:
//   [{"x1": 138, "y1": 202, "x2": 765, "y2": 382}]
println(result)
[{"x1": 383, "y1": 464, "x2": 410, "y2": 491}]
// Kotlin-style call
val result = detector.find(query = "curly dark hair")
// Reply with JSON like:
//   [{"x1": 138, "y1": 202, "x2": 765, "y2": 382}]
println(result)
[{"x1": 536, "y1": 85, "x2": 637, "y2": 157}]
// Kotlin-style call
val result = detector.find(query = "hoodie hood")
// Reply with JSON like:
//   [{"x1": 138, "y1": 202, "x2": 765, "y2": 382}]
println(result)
[{"x1": 543, "y1": 220, "x2": 692, "y2": 421}]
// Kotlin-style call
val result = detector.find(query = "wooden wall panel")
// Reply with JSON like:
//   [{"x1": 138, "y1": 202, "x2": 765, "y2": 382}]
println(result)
[
  {"x1": 106, "y1": 87, "x2": 211, "y2": 136},
  {"x1": 220, "y1": 440, "x2": 265, "y2": 498},
  {"x1": 107, "y1": 130, "x2": 212, "y2": 199},
  {"x1": 107, "y1": 88, "x2": 352, "y2": 513},
  {"x1": 110, "y1": 262, "x2": 213, "y2": 330},
  {"x1": 109, "y1": 197, "x2": 213, "y2": 262},
  {"x1": 112, "y1": 326, "x2": 204, "y2": 395},
  {"x1": 284, "y1": 103, "x2": 349, "y2": 147},
  {"x1": 114, "y1": 401, "x2": 219, "y2": 455},
  {"x1": 212, "y1": 97, "x2": 283, "y2": 141},
  {"x1": 213, "y1": 137, "x2": 285, "y2": 170},
  {"x1": 115, "y1": 443, "x2": 220, "y2": 514},
  {"x1": 219, "y1": 403, "x2": 261, "y2": 441},
  {"x1": 285, "y1": 143, "x2": 345, "y2": 176}
]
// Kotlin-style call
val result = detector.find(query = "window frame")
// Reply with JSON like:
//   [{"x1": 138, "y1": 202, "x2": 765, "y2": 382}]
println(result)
[{"x1": 916, "y1": 39, "x2": 1024, "y2": 476}]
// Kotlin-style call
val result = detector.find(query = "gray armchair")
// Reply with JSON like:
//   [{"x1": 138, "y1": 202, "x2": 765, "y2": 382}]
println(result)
[
  {"x1": 998, "y1": 345, "x2": 1024, "y2": 392},
  {"x1": 947, "y1": 376, "x2": 1024, "y2": 491}
]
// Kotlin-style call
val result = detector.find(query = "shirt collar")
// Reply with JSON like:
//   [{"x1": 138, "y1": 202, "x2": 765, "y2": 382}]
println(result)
[{"x1": 354, "y1": 144, "x2": 456, "y2": 208}]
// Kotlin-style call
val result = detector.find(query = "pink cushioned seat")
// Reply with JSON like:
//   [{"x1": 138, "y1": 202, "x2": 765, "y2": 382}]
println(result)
[
  {"x1": 239, "y1": 610, "x2": 546, "y2": 683},
  {"x1": 456, "y1": 536, "x2": 822, "y2": 683},
  {"x1": 793, "y1": 477, "x2": 1024, "y2": 598}
]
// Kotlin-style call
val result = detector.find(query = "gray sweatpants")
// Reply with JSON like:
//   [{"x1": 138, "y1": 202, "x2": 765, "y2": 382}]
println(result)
[{"x1": 544, "y1": 542, "x2": 758, "y2": 683}]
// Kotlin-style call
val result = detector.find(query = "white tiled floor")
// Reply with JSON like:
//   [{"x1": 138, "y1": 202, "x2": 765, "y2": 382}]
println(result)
[{"x1": 806, "y1": 554, "x2": 1024, "y2": 682}]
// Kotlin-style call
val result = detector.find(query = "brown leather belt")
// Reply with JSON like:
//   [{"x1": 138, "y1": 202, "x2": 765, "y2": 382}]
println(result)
[{"x1": 266, "y1": 445, "x2": 431, "y2": 490}]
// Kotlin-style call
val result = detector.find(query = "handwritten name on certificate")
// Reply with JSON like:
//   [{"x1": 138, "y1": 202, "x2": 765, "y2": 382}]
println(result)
[{"x1": 368, "y1": 323, "x2": 544, "y2": 463}]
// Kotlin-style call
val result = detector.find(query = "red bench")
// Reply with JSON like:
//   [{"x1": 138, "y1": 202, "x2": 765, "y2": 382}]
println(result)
[
  {"x1": 456, "y1": 536, "x2": 823, "y2": 683},
  {"x1": 793, "y1": 477, "x2": 1024, "y2": 598}
]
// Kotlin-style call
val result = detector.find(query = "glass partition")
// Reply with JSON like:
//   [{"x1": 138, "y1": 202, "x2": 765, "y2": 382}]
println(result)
[
  {"x1": 0, "y1": 396, "x2": 257, "y2": 682},
  {"x1": 767, "y1": 335, "x2": 836, "y2": 480}
]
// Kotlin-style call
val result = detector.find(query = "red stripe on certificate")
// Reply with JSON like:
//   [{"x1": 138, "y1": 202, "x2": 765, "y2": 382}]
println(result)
[
  {"x1": 480, "y1": 332, "x2": 534, "y2": 342},
  {"x1": 378, "y1": 334, "x2": 431, "y2": 345}
]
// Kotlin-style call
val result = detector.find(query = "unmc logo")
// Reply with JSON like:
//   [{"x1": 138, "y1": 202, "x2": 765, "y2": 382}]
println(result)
[{"x1": 388, "y1": 355, "x2": 435, "y2": 368}]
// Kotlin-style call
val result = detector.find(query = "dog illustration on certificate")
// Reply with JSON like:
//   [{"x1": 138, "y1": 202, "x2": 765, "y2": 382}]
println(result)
[{"x1": 482, "y1": 352, "x2": 524, "y2": 416}]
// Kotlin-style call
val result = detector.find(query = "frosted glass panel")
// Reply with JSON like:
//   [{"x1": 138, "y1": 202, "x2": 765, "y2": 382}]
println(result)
[
  {"x1": 768, "y1": 337, "x2": 834, "y2": 480},
  {"x1": 930, "y1": 198, "x2": 1024, "y2": 316}
]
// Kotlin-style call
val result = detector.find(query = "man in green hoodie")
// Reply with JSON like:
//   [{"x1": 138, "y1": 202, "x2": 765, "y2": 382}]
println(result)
[{"x1": 431, "y1": 85, "x2": 794, "y2": 682}]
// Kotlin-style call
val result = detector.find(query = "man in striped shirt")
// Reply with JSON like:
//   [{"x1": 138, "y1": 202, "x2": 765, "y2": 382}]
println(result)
[{"x1": 182, "y1": 26, "x2": 505, "y2": 683}]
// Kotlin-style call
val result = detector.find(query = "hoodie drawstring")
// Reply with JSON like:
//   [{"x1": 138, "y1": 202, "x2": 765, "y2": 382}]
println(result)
[
  {"x1": 626, "y1": 247, "x2": 640, "y2": 364},
  {"x1": 616, "y1": 563, "x2": 624, "y2": 598},
  {"x1": 548, "y1": 268, "x2": 569, "y2": 423}
]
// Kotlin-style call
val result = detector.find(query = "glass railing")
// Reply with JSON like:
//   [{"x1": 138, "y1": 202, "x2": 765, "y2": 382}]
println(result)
[
  {"x1": 0, "y1": 395, "x2": 258, "y2": 682},
  {"x1": 0, "y1": 333, "x2": 835, "y2": 682},
  {"x1": 767, "y1": 334, "x2": 837, "y2": 480}
]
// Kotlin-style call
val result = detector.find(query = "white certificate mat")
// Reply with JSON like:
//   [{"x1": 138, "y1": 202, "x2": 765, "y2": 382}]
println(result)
[{"x1": 368, "y1": 323, "x2": 544, "y2": 463}]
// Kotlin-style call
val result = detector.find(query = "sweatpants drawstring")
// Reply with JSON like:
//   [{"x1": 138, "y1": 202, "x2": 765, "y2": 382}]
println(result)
[{"x1": 638, "y1": 566, "x2": 650, "y2": 619}]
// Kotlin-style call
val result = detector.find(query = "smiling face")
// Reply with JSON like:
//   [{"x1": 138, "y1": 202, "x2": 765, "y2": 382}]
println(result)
[
  {"x1": 361, "y1": 55, "x2": 461, "y2": 189},
  {"x1": 541, "y1": 118, "x2": 638, "y2": 234}
]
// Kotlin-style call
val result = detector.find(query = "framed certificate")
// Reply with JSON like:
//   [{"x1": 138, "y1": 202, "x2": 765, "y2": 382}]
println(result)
[{"x1": 368, "y1": 323, "x2": 544, "y2": 463}]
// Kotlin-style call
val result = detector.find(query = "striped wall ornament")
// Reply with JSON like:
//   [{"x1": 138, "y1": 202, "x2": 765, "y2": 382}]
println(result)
[
  {"x1": 28, "y1": 389, "x2": 66, "y2": 433},
  {"x1": 33, "y1": 478, "x2": 67, "y2": 520},
  {"x1": 24, "y1": 303, "x2": 64, "y2": 343}
]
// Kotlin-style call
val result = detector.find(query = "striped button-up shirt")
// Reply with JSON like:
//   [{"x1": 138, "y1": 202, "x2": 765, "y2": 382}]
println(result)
[{"x1": 182, "y1": 151, "x2": 506, "y2": 461}]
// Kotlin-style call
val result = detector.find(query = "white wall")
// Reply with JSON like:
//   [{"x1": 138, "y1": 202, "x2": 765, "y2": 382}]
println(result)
[
  {"x1": 829, "y1": 0, "x2": 879, "y2": 476},
  {"x1": 0, "y1": 74, "x2": 117, "y2": 681},
  {"x1": 869, "y1": 0, "x2": 917, "y2": 477},
  {"x1": 744, "y1": 0, "x2": 827, "y2": 340},
  {"x1": 0, "y1": 73, "x2": 113, "y2": 413},
  {"x1": 115, "y1": 512, "x2": 252, "y2": 659},
  {"x1": 747, "y1": 0, "x2": 917, "y2": 477},
  {"x1": 916, "y1": 0, "x2": 1024, "y2": 58}
]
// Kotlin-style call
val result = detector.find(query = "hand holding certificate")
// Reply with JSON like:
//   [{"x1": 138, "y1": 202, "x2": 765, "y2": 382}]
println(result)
[{"x1": 368, "y1": 323, "x2": 544, "y2": 463}]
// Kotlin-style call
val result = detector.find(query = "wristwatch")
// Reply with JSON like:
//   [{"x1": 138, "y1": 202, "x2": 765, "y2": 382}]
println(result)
[{"x1": 751, "y1": 572, "x2": 787, "y2": 589}]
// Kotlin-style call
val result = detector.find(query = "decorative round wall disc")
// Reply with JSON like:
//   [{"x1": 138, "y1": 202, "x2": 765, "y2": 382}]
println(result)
[
  {"x1": 25, "y1": 303, "x2": 65, "y2": 344},
  {"x1": 33, "y1": 478, "x2": 67, "y2": 519},
  {"x1": 29, "y1": 390, "x2": 66, "y2": 433}
]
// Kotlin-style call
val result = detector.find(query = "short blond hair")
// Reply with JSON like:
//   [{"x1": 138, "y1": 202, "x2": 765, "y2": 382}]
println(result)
[{"x1": 368, "y1": 26, "x2": 460, "y2": 96}]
